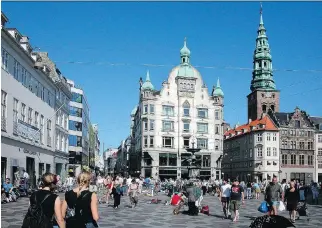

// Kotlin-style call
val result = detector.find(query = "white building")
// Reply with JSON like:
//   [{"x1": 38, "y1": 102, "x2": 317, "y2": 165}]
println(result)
[
  {"x1": 130, "y1": 39, "x2": 224, "y2": 180},
  {"x1": 310, "y1": 117, "x2": 322, "y2": 182},
  {"x1": 1, "y1": 14, "x2": 56, "y2": 184},
  {"x1": 67, "y1": 79, "x2": 90, "y2": 175},
  {"x1": 35, "y1": 52, "x2": 72, "y2": 180},
  {"x1": 222, "y1": 115, "x2": 280, "y2": 182}
]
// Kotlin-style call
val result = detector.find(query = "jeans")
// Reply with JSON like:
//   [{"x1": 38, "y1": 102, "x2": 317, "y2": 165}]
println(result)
[{"x1": 247, "y1": 188, "x2": 252, "y2": 199}]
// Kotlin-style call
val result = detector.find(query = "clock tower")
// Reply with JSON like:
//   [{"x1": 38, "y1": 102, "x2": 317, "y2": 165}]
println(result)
[{"x1": 247, "y1": 4, "x2": 280, "y2": 121}]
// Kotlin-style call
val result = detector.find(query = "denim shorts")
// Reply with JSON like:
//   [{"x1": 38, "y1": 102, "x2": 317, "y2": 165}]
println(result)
[{"x1": 267, "y1": 200, "x2": 279, "y2": 207}]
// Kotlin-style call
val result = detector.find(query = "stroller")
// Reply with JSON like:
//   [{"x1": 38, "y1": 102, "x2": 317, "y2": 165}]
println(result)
[{"x1": 296, "y1": 202, "x2": 309, "y2": 220}]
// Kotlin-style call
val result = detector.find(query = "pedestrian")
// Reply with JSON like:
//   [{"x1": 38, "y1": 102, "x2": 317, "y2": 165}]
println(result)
[
  {"x1": 65, "y1": 171, "x2": 76, "y2": 192},
  {"x1": 264, "y1": 176, "x2": 284, "y2": 216},
  {"x1": 229, "y1": 179, "x2": 244, "y2": 222},
  {"x1": 219, "y1": 180, "x2": 231, "y2": 219},
  {"x1": 22, "y1": 169, "x2": 29, "y2": 195},
  {"x1": 253, "y1": 181, "x2": 261, "y2": 199},
  {"x1": 284, "y1": 181, "x2": 299, "y2": 223},
  {"x1": 61, "y1": 171, "x2": 99, "y2": 228},
  {"x1": 112, "y1": 176, "x2": 122, "y2": 209},
  {"x1": 22, "y1": 173, "x2": 65, "y2": 228},
  {"x1": 246, "y1": 181, "x2": 252, "y2": 199},
  {"x1": 128, "y1": 179, "x2": 139, "y2": 208},
  {"x1": 186, "y1": 182, "x2": 198, "y2": 216}
]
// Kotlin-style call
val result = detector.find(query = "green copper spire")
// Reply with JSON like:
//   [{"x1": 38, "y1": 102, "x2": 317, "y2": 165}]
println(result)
[
  {"x1": 250, "y1": 3, "x2": 276, "y2": 92},
  {"x1": 180, "y1": 37, "x2": 191, "y2": 64},
  {"x1": 141, "y1": 70, "x2": 154, "y2": 91},
  {"x1": 177, "y1": 37, "x2": 194, "y2": 78},
  {"x1": 212, "y1": 78, "x2": 224, "y2": 97}
]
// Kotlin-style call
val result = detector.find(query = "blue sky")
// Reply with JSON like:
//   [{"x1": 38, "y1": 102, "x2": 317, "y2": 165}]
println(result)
[{"x1": 2, "y1": 2, "x2": 322, "y2": 150}]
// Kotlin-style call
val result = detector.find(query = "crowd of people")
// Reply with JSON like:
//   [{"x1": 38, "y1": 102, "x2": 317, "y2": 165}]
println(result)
[{"x1": 2, "y1": 169, "x2": 322, "y2": 227}]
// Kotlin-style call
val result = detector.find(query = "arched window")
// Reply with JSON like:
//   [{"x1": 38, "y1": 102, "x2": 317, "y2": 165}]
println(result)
[{"x1": 183, "y1": 100, "x2": 190, "y2": 117}]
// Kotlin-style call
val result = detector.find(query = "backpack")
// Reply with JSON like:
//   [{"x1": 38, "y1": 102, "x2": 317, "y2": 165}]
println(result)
[
  {"x1": 201, "y1": 205, "x2": 210, "y2": 215},
  {"x1": 22, "y1": 193, "x2": 53, "y2": 228},
  {"x1": 73, "y1": 191, "x2": 92, "y2": 228}
]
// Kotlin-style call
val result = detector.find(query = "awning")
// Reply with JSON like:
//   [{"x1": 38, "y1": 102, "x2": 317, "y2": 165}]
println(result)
[{"x1": 143, "y1": 152, "x2": 153, "y2": 160}]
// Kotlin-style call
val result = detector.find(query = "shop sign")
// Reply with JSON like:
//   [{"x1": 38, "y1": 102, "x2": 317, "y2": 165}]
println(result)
[
  {"x1": 17, "y1": 120, "x2": 40, "y2": 142},
  {"x1": 23, "y1": 148, "x2": 39, "y2": 156}
]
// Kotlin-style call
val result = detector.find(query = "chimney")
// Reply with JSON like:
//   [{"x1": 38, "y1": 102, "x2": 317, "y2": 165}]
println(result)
[{"x1": 248, "y1": 119, "x2": 252, "y2": 124}]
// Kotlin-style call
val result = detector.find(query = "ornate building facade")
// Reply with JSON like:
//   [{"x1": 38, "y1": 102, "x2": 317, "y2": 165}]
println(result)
[
  {"x1": 268, "y1": 108, "x2": 316, "y2": 184},
  {"x1": 130, "y1": 39, "x2": 224, "y2": 180}
]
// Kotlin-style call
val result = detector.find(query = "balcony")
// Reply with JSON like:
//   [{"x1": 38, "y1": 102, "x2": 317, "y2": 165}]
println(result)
[{"x1": 1, "y1": 117, "x2": 6, "y2": 131}]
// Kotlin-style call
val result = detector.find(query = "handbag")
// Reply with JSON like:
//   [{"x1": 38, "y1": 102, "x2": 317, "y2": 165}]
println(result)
[
  {"x1": 258, "y1": 201, "x2": 269, "y2": 213},
  {"x1": 278, "y1": 201, "x2": 285, "y2": 211}
]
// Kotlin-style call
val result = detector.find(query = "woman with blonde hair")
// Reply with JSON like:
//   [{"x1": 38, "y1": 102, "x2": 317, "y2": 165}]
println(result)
[
  {"x1": 22, "y1": 173, "x2": 65, "y2": 228},
  {"x1": 62, "y1": 171, "x2": 99, "y2": 228}
]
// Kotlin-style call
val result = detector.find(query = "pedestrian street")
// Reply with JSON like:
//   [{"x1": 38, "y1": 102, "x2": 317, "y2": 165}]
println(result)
[{"x1": 2, "y1": 193, "x2": 322, "y2": 228}]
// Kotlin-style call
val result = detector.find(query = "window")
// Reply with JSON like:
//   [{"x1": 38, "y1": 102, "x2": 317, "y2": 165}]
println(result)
[
  {"x1": 21, "y1": 103, "x2": 26, "y2": 122},
  {"x1": 183, "y1": 121, "x2": 190, "y2": 132},
  {"x1": 318, "y1": 135, "x2": 322, "y2": 143},
  {"x1": 308, "y1": 155, "x2": 313, "y2": 166},
  {"x1": 257, "y1": 133, "x2": 263, "y2": 142},
  {"x1": 183, "y1": 137, "x2": 190, "y2": 148},
  {"x1": 21, "y1": 67, "x2": 27, "y2": 86},
  {"x1": 28, "y1": 108, "x2": 32, "y2": 125},
  {"x1": 69, "y1": 120, "x2": 82, "y2": 131},
  {"x1": 282, "y1": 154, "x2": 288, "y2": 165},
  {"x1": 13, "y1": 60, "x2": 19, "y2": 80},
  {"x1": 40, "y1": 115, "x2": 44, "y2": 143},
  {"x1": 267, "y1": 147, "x2": 271, "y2": 156},
  {"x1": 149, "y1": 104, "x2": 154, "y2": 114},
  {"x1": 162, "y1": 105, "x2": 174, "y2": 116},
  {"x1": 149, "y1": 136, "x2": 154, "y2": 147},
  {"x1": 1, "y1": 90, "x2": 7, "y2": 119},
  {"x1": 299, "y1": 155, "x2": 304, "y2": 165},
  {"x1": 162, "y1": 121, "x2": 174, "y2": 132},
  {"x1": 197, "y1": 123, "x2": 208, "y2": 133},
  {"x1": 13, "y1": 98, "x2": 18, "y2": 122},
  {"x1": 182, "y1": 100, "x2": 190, "y2": 117},
  {"x1": 197, "y1": 138, "x2": 208, "y2": 149},
  {"x1": 159, "y1": 153, "x2": 168, "y2": 166},
  {"x1": 318, "y1": 148, "x2": 322, "y2": 156},
  {"x1": 291, "y1": 154, "x2": 296, "y2": 165},
  {"x1": 215, "y1": 124, "x2": 220, "y2": 134},
  {"x1": 1, "y1": 48, "x2": 9, "y2": 70},
  {"x1": 143, "y1": 136, "x2": 148, "y2": 147},
  {"x1": 249, "y1": 149, "x2": 253, "y2": 158},
  {"x1": 272, "y1": 133, "x2": 277, "y2": 141},
  {"x1": 144, "y1": 120, "x2": 148, "y2": 131},
  {"x1": 203, "y1": 155, "x2": 211, "y2": 167},
  {"x1": 308, "y1": 141, "x2": 313, "y2": 150},
  {"x1": 64, "y1": 115, "x2": 68, "y2": 129},
  {"x1": 34, "y1": 111, "x2": 39, "y2": 128},
  {"x1": 273, "y1": 147, "x2": 277, "y2": 156},
  {"x1": 144, "y1": 105, "x2": 148, "y2": 114},
  {"x1": 69, "y1": 135, "x2": 82, "y2": 147},
  {"x1": 257, "y1": 146, "x2": 263, "y2": 157},
  {"x1": 150, "y1": 120, "x2": 155, "y2": 130},
  {"x1": 267, "y1": 133, "x2": 271, "y2": 141},
  {"x1": 162, "y1": 137, "x2": 173, "y2": 148},
  {"x1": 299, "y1": 142, "x2": 304, "y2": 149},
  {"x1": 197, "y1": 108, "x2": 208, "y2": 118},
  {"x1": 70, "y1": 107, "x2": 82, "y2": 117},
  {"x1": 56, "y1": 133, "x2": 60, "y2": 150},
  {"x1": 215, "y1": 111, "x2": 219, "y2": 120},
  {"x1": 291, "y1": 141, "x2": 296, "y2": 149},
  {"x1": 47, "y1": 120, "x2": 52, "y2": 146},
  {"x1": 72, "y1": 92, "x2": 82, "y2": 103},
  {"x1": 318, "y1": 161, "x2": 322, "y2": 169},
  {"x1": 295, "y1": 120, "x2": 300, "y2": 128},
  {"x1": 215, "y1": 139, "x2": 219, "y2": 150},
  {"x1": 56, "y1": 112, "x2": 59, "y2": 125}
]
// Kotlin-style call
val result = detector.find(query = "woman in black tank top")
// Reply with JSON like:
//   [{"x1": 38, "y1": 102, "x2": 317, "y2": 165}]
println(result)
[
  {"x1": 61, "y1": 171, "x2": 99, "y2": 228},
  {"x1": 29, "y1": 173, "x2": 65, "y2": 228}
]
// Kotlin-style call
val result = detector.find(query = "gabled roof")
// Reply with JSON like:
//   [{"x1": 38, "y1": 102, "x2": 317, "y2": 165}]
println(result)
[{"x1": 224, "y1": 115, "x2": 278, "y2": 140}]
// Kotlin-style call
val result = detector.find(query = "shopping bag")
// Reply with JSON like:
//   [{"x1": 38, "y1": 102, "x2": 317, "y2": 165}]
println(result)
[
  {"x1": 278, "y1": 201, "x2": 286, "y2": 211},
  {"x1": 258, "y1": 201, "x2": 269, "y2": 213}
]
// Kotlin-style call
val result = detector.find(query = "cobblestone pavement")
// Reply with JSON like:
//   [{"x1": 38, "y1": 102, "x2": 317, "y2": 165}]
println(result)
[{"x1": 2, "y1": 193, "x2": 322, "y2": 228}]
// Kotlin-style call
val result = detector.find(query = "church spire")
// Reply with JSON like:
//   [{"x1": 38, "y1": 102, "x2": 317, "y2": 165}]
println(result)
[
  {"x1": 250, "y1": 3, "x2": 276, "y2": 92},
  {"x1": 180, "y1": 37, "x2": 191, "y2": 64}
]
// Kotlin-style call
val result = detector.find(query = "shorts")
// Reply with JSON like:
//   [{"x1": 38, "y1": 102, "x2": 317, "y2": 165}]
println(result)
[
  {"x1": 255, "y1": 188, "x2": 261, "y2": 193},
  {"x1": 267, "y1": 200, "x2": 279, "y2": 207},
  {"x1": 229, "y1": 200, "x2": 241, "y2": 211},
  {"x1": 221, "y1": 197, "x2": 230, "y2": 203}
]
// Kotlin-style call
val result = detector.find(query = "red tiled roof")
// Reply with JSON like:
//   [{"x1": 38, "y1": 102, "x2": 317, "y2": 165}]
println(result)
[{"x1": 224, "y1": 115, "x2": 278, "y2": 139}]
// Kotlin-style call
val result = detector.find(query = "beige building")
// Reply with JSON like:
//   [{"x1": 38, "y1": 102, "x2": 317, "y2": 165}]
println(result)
[{"x1": 223, "y1": 115, "x2": 280, "y2": 182}]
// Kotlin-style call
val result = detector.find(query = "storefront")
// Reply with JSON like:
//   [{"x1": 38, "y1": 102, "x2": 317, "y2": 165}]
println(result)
[{"x1": 1, "y1": 137, "x2": 55, "y2": 183}]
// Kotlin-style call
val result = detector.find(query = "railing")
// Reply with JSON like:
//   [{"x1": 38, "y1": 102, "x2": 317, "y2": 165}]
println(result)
[{"x1": 1, "y1": 117, "x2": 6, "y2": 131}]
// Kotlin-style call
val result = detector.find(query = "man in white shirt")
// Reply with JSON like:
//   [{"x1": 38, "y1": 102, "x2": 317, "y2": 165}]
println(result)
[
  {"x1": 22, "y1": 170, "x2": 29, "y2": 194},
  {"x1": 219, "y1": 180, "x2": 232, "y2": 219}
]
